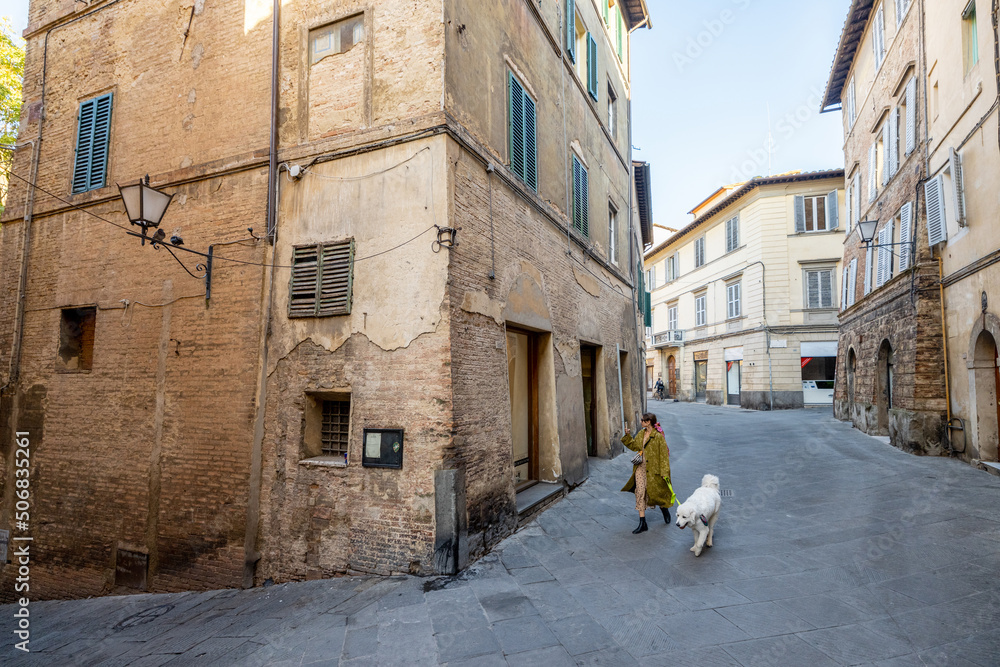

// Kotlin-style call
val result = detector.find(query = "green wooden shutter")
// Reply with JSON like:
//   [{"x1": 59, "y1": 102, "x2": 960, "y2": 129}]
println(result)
[
  {"x1": 523, "y1": 93, "x2": 537, "y2": 191},
  {"x1": 73, "y1": 93, "x2": 113, "y2": 193},
  {"x1": 566, "y1": 0, "x2": 576, "y2": 61},
  {"x1": 616, "y1": 10, "x2": 624, "y2": 60},
  {"x1": 587, "y1": 33, "x2": 598, "y2": 101},
  {"x1": 289, "y1": 240, "x2": 354, "y2": 317},
  {"x1": 509, "y1": 72, "x2": 525, "y2": 183},
  {"x1": 572, "y1": 156, "x2": 589, "y2": 236},
  {"x1": 572, "y1": 157, "x2": 582, "y2": 232},
  {"x1": 602, "y1": 0, "x2": 609, "y2": 24},
  {"x1": 580, "y1": 161, "x2": 589, "y2": 236}
]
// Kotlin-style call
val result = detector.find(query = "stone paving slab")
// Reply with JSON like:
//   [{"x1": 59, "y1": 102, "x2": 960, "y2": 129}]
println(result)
[{"x1": 3, "y1": 401, "x2": 1000, "y2": 666}]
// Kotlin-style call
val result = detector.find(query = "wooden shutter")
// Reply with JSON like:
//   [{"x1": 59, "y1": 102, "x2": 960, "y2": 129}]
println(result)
[
  {"x1": 794, "y1": 196, "x2": 806, "y2": 233},
  {"x1": 572, "y1": 156, "x2": 589, "y2": 236},
  {"x1": 848, "y1": 258, "x2": 857, "y2": 306},
  {"x1": 905, "y1": 78, "x2": 916, "y2": 155},
  {"x1": 807, "y1": 271, "x2": 820, "y2": 309},
  {"x1": 566, "y1": 0, "x2": 575, "y2": 61},
  {"x1": 617, "y1": 9, "x2": 624, "y2": 60},
  {"x1": 673, "y1": 252, "x2": 679, "y2": 280},
  {"x1": 289, "y1": 240, "x2": 354, "y2": 318},
  {"x1": 820, "y1": 270, "x2": 833, "y2": 308},
  {"x1": 864, "y1": 244, "x2": 873, "y2": 294},
  {"x1": 826, "y1": 190, "x2": 839, "y2": 230},
  {"x1": 587, "y1": 33, "x2": 598, "y2": 101},
  {"x1": 950, "y1": 147, "x2": 966, "y2": 227},
  {"x1": 523, "y1": 93, "x2": 537, "y2": 191},
  {"x1": 853, "y1": 172, "x2": 861, "y2": 225},
  {"x1": 889, "y1": 108, "x2": 899, "y2": 177},
  {"x1": 509, "y1": 73, "x2": 525, "y2": 182},
  {"x1": 898, "y1": 202, "x2": 913, "y2": 271},
  {"x1": 877, "y1": 225, "x2": 892, "y2": 287},
  {"x1": 842, "y1": 266, "x2": 849, "y2": 310},
  {"x1": 873, "y1": 6, "x2": 885, "y2": 69},
  {"x1": 881, "y1": 122, "x2": 891, "y2": 185},
  {"x1": 846, "y1": 78, "x2": 856, "y2": 126},
  {"x1": 924, "y1": 175, "x2": 948, "y2": 245},
  {"x1": 868, "y1": 143, "x2": 878, "y2": 201},
  {"x1": 73, "y1": 93, "x2": 113, "y2": 194},
  {"x1": 580, "y1": 163, "x2": 589, "y2": 236},
  {"x1": 845, "y1": 184, "x2": 852, "y2": 232}
]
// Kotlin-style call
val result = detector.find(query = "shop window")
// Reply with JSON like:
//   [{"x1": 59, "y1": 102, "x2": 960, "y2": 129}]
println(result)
[{"x1": 58, "y1": 307, "x2": 96, "y2": 372}]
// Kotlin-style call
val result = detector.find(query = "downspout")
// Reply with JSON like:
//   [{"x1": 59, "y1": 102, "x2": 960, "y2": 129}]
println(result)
[
  {"x1": 993, "y1": 0, "x2": 1000, "y2": 153},
  {"x1": 243, "y1": 0, "x2": 280, "y2": 588}
]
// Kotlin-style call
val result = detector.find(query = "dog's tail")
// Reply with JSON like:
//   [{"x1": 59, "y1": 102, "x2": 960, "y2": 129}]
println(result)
[{"x1": 701, "y1": 474, "x2": 720, "y2": 490}]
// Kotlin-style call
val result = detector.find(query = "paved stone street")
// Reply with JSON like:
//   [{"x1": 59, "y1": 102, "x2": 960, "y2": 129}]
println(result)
[{"x1": 3, "y1": 401, "x2": 1000, "y2": 666}]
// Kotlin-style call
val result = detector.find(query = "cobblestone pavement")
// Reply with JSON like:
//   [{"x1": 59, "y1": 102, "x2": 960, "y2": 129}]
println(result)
[{"x1": 4, "y1": 401, "x2": 1000, "y2": 666}]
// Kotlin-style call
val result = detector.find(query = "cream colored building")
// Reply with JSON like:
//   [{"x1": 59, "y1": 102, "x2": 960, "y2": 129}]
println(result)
[
  {"x1": 925, "y1": 0, "x2": 1000, "y2": 469},
  {"x1": 644, "y1": 170, "x2": 845, "y2": 409}
]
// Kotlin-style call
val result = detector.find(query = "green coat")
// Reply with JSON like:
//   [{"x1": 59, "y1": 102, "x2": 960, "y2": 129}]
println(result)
[{"x1": 621, "y1": 430, "x2": 676, "y2": 508}]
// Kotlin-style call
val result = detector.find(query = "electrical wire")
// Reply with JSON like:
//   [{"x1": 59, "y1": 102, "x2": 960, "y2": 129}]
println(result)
[{"x1": 299, "y1": 147, "x2": 430, "y2": 181}]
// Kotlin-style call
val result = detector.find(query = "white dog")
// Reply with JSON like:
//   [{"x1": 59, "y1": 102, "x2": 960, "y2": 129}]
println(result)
[{"x1": 675, "y1": 474, "x2": 721, "y2": 557}]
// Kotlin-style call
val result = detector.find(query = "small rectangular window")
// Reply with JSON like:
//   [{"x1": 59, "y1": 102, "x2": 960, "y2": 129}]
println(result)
[
  {"x1": 726, "y1": 281, "x2": 741, "y2": 319},
  {"x1": 73, "y1": 93, "x2": 113, "y2": 194},
  {"x1": 509, "y1": 72, "x2": 538, "y2": 191},
  {"x1": 695, "y1": 294, "x2": 707, "y2": 327},
  {"x1": 58, "y1": 307, "x2": 96, "y2": 372},
  {"x1": 963, "y1": 1, "x2": 979, "y2": 74},
  {"x1": 694, "y1": 237, "x2": 706, "y2": 268},
  {"x1": 805, "y1": 269, "x2": 835, "y2": 309},
  {"x1": 798, "y1": 195, "x2": 829, "y2": 232},
  {"x1": 289, "y1": 239, "x2": 355, "y2": 318},
  {"x1": 310, "y1": 15, "x2": 365, "y2": 65},
  {"x1": 725, "y1": 217, "x2": 739, "y2": 253},
  {"x1": 302, "y1": 392, "x2": 351, "y2": 461},
  {"x1": 572, "y1": 155, "x2": 589, "y2": 236}
]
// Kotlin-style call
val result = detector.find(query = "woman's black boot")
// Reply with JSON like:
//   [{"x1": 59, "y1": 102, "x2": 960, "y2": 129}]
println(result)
[
  {"x1": 632, "y1": 516, "x2": 648, "y2": 534},
  {"x1": 660, "y1": 507, "x2": 671, "y2": 524}
]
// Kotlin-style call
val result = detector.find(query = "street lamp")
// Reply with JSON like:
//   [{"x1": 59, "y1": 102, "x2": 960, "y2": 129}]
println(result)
[
  {"x1": 118, "y1": 175, "x2": 174, "y2": 245},
  {"x1": 857, "y1": 219, "x2": 879, "y2": 245}
]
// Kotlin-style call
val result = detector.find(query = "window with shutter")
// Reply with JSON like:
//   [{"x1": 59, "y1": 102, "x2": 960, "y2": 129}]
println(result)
[
  {"x1": 876, "y1": 224, "x2": 893, "y2": 287},
  {"x1": 846, "y1": 77, "x2": 857, "y2": 128},
  {"x1": 695, "y1": 293, "x2": 706, "y2": 327},
  {"x1": 616, "y1": 9, "x2": 624, "y2": 61},
  {"x1": 805, "y1": 269, "x2": 834, "y2": 309},
  {"x1": 888, "y1": 108, "x2": 899, "y2": 177},
  {"x1": 726, "y1": 217, "x2": 739, "y2": 253},
  {"x1": 694, "y1": 237, "x2": 705, "y2": 267},
  {"x1": 565, "y1": 0, "x2": 576, "y2": 61},
  {"x1": 905, "y1": 78, "x2": 917, "y2": 155},
  {"x1": 587, "y1": 33, "x2": 598, "y2": 101},
  {"x1": 924, "y1": 175, "x2": 948, "y2": 245},
  {"x1": 572, "y1": 155, "x2": 589, "y2": 236},
  {"x1": 727, "y1": 282, "x2": 741, "y2": 319},
  {"x1": 853, "y1": 172, "x2": 861, "y2": 225},
  {"x1": 508, "y1": 72, "x2": 537, "y2": 192},
  {"x1": 842, "y1": 266, "x2": 849, "y2": 310},
  {"x1": 898, "y1": 202, "x2": 913, "y2": 271},
  {"x1": 881, "y1": 122, "x2": 891, "y2": 186},
  {"x1": 845, "y1": 184, "x2": 853, "y2": 233},
  {"x1": 73, "y1": 93, "x2": 114, "y2": 194},
  {"x1": 608, "y1": 204, "x2": 618, "y2": 264},
  {"x1": 289, "y1": 239, "x2": 355, "y2": 318},
  {"x1": 794, "y1": 196, "x2": 806, "y2": 233},
  {"x1": 896, "y1": 0, "x2": 912, "y2": 26},
  {"x1": 873, "y1": 5, "x2": 886, "y2": 70},
  {"x1": 826, "y1": 190, "x2": 839, "y2": 230},
  {"x1": 864, "y1": 245, "x2": 873, "y2": 295}
]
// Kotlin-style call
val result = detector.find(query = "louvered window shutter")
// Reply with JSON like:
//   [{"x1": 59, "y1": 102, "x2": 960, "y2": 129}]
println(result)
[
  {"x1": 873, "y1": 7, "x2": 885, "y2": 69},
  {"x1": 587, "y1": 33, "x2": 598, "y2": 101},
  {"x1": 617, "y1": 11, "x2": 624, "y2": 60},
  {"x1": 905, "y1": 78, "x2": 916, "y2": 155},
  {"x1": 881, "y1": 122, "x2": 891, "y2": 185},
  {"x1": 673, "y1": 252, "x2": 680, "y2": 279},
  {"x1": 924, "y1": 175, "x2": 948, "y2": 245},
  {"x1": 886, "y1": 220, "x2": 894, "y2": 282},
  {"x1": 523, "y1": 94, "x2": 537, "y2": 191},
  {"x1": 566, "y1": 0, "x2": 576, "y2": 61},
  {"x1": 820, "y1": 270, "x2": 833, "y2": 308},
  {"x1": 864, "y1": 245, "x2": 873, "y2": 295},
  {"x1": 868, "y1": 143, "x2": 878, "y2": 201},
  {"x1": 826, "y1": 191, "x2": 839, "y2": 230},
  {"x1": 845, "y1": 184, "x2": 852, "y2": 232},
  {"x1": 853, "y1": 172, "x2": 861, "y2": 225},
  {"x1": 807, "y1": 271, "x2": 820, "y2": 309},
  {"x1": 898, "y1": 202, "x2": 913, "y2": 271},
  {"x1": 842, "y1": 266, "x2": 849, "y2": 310},
  {"x1": 509, "y1": 73, "x2": 525, "y2": 182},
  {"x1": 950, "y1": 148, "x2": 966, "y2": 227},
  {"x1": 848, "y1": 258, "x2": 857, "y2": 306},
  {"x1": 877, "y1": 226, "x2": 893, "y2": 287},
  {"x1": 289, "y1": 240, "x2": 354, "y2": 318},
  {"x1": 73, "y1": 93, "x2": 114, "y2": 194},
  {"x1": 889, "y1": 109, "x2": 899, "y2": 177},
  {"x1": 794, "y1": 196, "x2": 806, "y2": 233},
  {"x1": 580, "y1": 163, "x2": 589, "y2": 236}
]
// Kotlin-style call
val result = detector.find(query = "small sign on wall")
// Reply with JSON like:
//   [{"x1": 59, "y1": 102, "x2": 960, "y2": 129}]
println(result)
[
  {"x1": 770, "y1": 339, "x2": 787, "y2": 348},
  {"x1": 362, "y1": 429, "x2": 404, "y2": 469}
]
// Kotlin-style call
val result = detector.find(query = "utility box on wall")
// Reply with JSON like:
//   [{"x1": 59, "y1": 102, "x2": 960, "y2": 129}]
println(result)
[{"x1": 362, "y1": 428, "x2": 404, "y2": 469}]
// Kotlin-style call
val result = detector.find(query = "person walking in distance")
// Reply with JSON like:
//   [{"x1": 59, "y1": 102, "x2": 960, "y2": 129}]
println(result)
[{"x1": 621, "y1": 413, "x2": 676, "y2": 534}]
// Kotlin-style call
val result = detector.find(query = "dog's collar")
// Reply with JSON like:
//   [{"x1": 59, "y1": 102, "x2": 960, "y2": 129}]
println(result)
[{"x1": 700, "y1": 514, "x2": 709, "y2": 526}]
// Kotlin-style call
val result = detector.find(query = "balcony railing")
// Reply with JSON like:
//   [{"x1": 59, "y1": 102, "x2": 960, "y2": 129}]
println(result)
[{"x1": 652, "y1": 330, "x2": 684, "y2": 347}]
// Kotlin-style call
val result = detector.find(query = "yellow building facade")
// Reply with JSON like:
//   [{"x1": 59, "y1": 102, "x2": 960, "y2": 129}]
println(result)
[{"x1": 644, "y1": 171, "x2": 845, "y2": 409}]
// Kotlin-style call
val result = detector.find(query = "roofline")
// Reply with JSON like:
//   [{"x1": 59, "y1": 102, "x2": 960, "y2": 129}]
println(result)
[
  {"x1": 622, "y1": 0, "x2": 652, "y2": 31},
  {"x1": 821, "y1": 1, "x2": 874, "y2": 112},
  {"x1": 643, "y1": 169, "x2": 846, "y2": 260},
  {"x1": 688, "y1": 186, "x2": 731, "y2": 216}
]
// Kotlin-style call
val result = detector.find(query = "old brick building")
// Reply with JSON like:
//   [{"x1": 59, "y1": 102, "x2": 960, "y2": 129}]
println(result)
[
  {"x1": 821, "y1": 0, "x2": 947, "y2": 454},
  {"x1": 0, "y1": 0, "x2": 652, "y2": 600}
]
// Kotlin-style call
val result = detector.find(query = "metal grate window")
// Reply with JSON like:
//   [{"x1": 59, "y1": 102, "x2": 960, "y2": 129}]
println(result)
[
  {"x1": 321, "y1": 400, "x2": 351, "y2": 456},
  {"x1": 289, "y1": 239, "x2": 354, "y2": 318}
]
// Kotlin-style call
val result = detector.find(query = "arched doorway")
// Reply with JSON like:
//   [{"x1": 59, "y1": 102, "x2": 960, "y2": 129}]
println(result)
[
  {"x1": 876, "y1": 340, "x2": 894, "y2": 435},
  {"x1": 667, "y1": 355, "x2": 677, "y2": 397},
  {"x1": 972, "y1": 330, "x2": 1000, "y2": 461},
  {"x1": 847, "y1": 347, "x2": 857, "y2": 407}
]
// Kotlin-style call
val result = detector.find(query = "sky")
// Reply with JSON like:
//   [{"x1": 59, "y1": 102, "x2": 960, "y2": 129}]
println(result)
[
  {"x1": 0, "y1": 0, "x2": 850, "y2": 249},
  {"x1": 631, "y1": 0, "x2": 850, "y2": 246}
]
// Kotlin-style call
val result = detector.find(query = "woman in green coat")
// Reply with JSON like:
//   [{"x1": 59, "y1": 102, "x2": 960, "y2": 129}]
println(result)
[{"x1": 621, "y1": 412, "x2": 676, "y2": 534}]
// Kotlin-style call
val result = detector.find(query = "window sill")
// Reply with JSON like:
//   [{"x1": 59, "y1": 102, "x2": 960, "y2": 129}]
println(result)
[
  {"x1": 299, "y1": 457, "x2": 348, "y2": 468},
  {"x1": 56, "y1": 368, "x2": 92, "y2": 374},
  {"x1": 788, "y1": 229, "x2": 843, "y2": 238}
]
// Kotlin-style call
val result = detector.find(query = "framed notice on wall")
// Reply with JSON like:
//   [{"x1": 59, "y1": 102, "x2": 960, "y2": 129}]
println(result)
[{"x1": 362, "y1": 429, "x2": 404, "y2": 469}]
